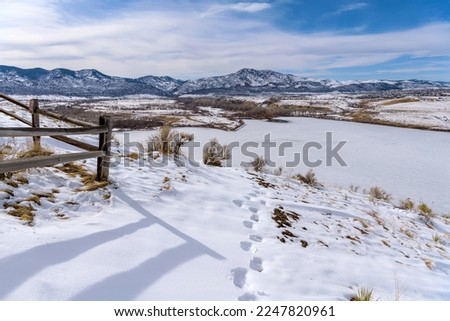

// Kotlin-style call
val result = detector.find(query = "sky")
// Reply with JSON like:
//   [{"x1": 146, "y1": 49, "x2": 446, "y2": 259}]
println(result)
[{"x1": 0, "y1": 0, "x2": 450, "y2": 80}]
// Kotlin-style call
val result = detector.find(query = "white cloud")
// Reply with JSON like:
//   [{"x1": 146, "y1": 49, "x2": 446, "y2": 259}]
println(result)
[
  {"x1": 332, "y1": 2, "x2": 368, "y2": 15},
  {"x1": 0, "y1": 0, "x2": 449, "y2": 80},
  {"x1": 202, "y1": 2, "x2": 272, "y2": 17}
]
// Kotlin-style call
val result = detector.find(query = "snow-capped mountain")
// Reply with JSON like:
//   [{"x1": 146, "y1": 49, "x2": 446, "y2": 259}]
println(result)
[
  {"x1": 0, "y1": 65, "x2": 448, "y2": 97},
  {"x1": 174, "y1": 69, "x2": 450, "y2": 95},
  {"x1": 0, "y1": 65, "x2": 170, "y2": 96},
  {"x1": 137, "y1": 75, "x2": 184, "y2": 93}
]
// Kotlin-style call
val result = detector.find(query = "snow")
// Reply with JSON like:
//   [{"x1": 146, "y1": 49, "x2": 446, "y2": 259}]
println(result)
[
  {"x1": 124, "y1": 118, "x2": 450, "y2": 214},
  {"x1": 1, "y1": 109, "x2": 449, "y2": 301},
  {"x1": 374, "y1": 99, "x2": 450, "y2": 130}
]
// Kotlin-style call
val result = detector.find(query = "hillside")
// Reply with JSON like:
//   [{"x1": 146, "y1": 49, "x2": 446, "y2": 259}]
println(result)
[
  {"x1": 0, "y1": 112, "x2": 449, "y2": 300},
  {"x1": 1, "y1": 65, "x2": 449, "y2": 97}
]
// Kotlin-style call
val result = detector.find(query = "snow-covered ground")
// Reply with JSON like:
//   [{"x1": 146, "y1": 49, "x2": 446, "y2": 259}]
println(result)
[
  {"x1": 3, "y1": 94, "x2": 450, "y2": 131},
  {"x1": 1, "y1": 106, "x2": 450, "y2": 300},
  {"x1": 373, "y1": 99, "x2": 450, "y2": 130},
  {"x1": 123, "y1": 118, "x2": 450, "y2": 214}
]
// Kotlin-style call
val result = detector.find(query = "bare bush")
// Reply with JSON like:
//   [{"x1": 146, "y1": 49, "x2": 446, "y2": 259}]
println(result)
[
  {"x1": 417, "y1": 202, "x2": 435, "y2": 224},
  {"x1": 203, "y1": 138, "x2": 231, "y2": 167},
  {"x1": 294, "y1": 169, "x2": 320, "y2": 187},
  {"x1": 251, "y1": 155, "x2": 266, "y2": 172},
  {"x1": 148, "y1": 125, "x2": 193, "y2": 157}
]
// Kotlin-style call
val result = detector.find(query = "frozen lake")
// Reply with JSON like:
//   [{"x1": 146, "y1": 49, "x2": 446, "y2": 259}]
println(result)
[{"x1": 119, "y1": 118, "x2": 450, "y2": 214}]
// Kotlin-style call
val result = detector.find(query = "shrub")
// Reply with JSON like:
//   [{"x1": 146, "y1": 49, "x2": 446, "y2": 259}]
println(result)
[
  {"x1": 0, "y1": 142, "x2": 14, "y2": 160},
  {"x1": 399, "y1": 199, "x2": 415, "y2": 211},
  {"x1": 417, "y1": 202, "x2": 435, "y2": 223},
  {"x1": 251, "y1": 155, "x2": 266, "y2": 172},
  {"x1": 203, "y1": 138, "x2": 231, "y2": 167},
  {"x1": 417, "y1": 202, "x2": 433, "y2": 215},
  {"x1": 294, "y1": 169, "x2": 320, "y2": 187},
  {"x1": 56, "y1": 162, "x2": 108, "y2": 191},
  {"x1": 148, "y1": 125, "x2": 193, "y2": 157},
  {"x1": 368, "y1": 186, "x2": 391, "y2": 202}
]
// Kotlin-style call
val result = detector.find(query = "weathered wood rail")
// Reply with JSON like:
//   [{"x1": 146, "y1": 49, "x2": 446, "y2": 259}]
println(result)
[{"x1": 0, "y1": 93, "x2": 112, "y2": 181}]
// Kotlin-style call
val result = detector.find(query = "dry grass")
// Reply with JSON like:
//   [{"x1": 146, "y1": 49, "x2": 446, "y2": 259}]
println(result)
[
  {"x1": 368, "y1": 186, "x2": 391, "y2": 202},
  {"x1": 127, "y1": 152, "x2": 140, "y2": 160},
  {"x1": 14, "y1": 174, "x2": 29, "y2": 185},
  {"x1": 366, "y1": 210, "x2": 388, "y2": 230},
  {"x1": 417, "y1": 202, "x2": 435, "y2": 223},
  {"x1": 382, "y1": 97, "x2": 419, "y2": 106},
  {"x1": 294, "y1": 169, "x2": 320, "y2": 187},
  {"x1": 26, "y1": 194, "x2": 42, "y2": 205},
  {"x1": 0, "y1": 188, "x2": 14, "y2": 197},
  {"x1": 422, "y1": 258, "x2": 434, "y2": 270},
  {"x1": 432, "y1": 233, "x2": 445, "y2": 244},
  {"x1": 56, "y1": 162, "x2": 108, "y2": 191},
  {"x1": 148, "y1": 125, "x2": 194, "y2": 156},
  {"x1": 16, "y1": 143, "x2": 53, "y2": 159},
  {"x1": 352, "y1": 110, "x2": 375, "y2": 122},
  {"x1": 203, "y1": 138, "x2": 230, "y2": 167},
  {"x1": 162, "y1": 176, "x2": 172, "y2": 191},
  {"x1": 399, "y1": 199, "x2": 415, "y2": 211},
  {"x1": 0, "y1": 142, "x2": 15, "y2": 160},
  {"x1": 6, "y1": 204, "x2": 35, "y2": 225},
  {"x1": 400, "y1": 227, "x2": 416, "y2": 239},
  {"x1": 251, "y1": 155, "x2": 266, "y2": 172},
  {"x1": 4, "y1": 179, "x2": 19, "y2": 188},
  {"x1": 351, "y1": 287, "x2": 373, "y2": 301}
]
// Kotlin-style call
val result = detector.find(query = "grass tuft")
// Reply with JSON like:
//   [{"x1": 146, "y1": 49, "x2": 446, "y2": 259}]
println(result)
[
  {"x1": 351, "y1": 287, "x2": 373, "y2": 301},
  {"x1": 203, "y1": 138, "x2": 230, "y2": 167},
  {"x1": 16, "y1": 143, "x2": 53, "y2": 159},
  {"x1": 56, "y1": 162, "x2": 109, "y2": 191},
  {"x1": 368, "y1": 186, "x2": 391, "y2": 202},
  {"x1": 148, "y1": 125, "x2": 194, "y2": 157},
  {"x1": 432, "y1": 233, "x2": 445, "y2": 244},
  {"x1": 399, "y1": 199, "x2": 415, "y2": 211},
  {"x1": 417, "y1": 202, "x2": 435, "y2": 223},
  {"x1": 251, "y1": 155, "x2": 266, "y2": 172},
  {"x1": 294, "y1": 169, "x2": 320, "y2": 187},
  {"x1": 7, "y1": 204, "x2": 35, "y2": 225}
]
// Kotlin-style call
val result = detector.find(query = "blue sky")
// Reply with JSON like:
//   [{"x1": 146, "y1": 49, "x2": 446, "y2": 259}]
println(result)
[{"x1": 1, "y1": 0, "x2": 450, "y2": 80}]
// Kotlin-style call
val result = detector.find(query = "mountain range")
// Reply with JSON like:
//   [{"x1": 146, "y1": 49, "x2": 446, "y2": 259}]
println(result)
[{"x1": 1, "y1": 65, "x2": 449, "y2": 97}]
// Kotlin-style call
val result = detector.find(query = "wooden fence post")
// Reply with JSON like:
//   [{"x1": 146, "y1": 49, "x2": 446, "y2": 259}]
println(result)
[
  {"x1": 96, "y1": 116, "x2": 113, "y2": 182},
  {"x1": 29, "y1": 99, "x2": 40, "y2": 149}
]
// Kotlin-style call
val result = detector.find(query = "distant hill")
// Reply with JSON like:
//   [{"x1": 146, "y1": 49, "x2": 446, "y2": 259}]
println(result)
[{"x1": 1, "y1": 65, "x2": 449, "y2": 97}]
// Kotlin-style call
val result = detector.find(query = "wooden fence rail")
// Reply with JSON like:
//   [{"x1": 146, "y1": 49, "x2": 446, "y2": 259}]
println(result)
[{"x1": 0, "y1": 94, "x2": 112, "y2": 181}]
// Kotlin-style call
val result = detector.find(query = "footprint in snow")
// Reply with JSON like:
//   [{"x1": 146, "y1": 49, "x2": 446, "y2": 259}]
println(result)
[
  {"x1": 250, "y1": 214, "x2": 260, "y2": 222},
  {"x1": 243, "y1": 220, "x2": 254, "y2": 229},
  {"x1": 249, "y1": 207, "x2": 259, "y2": 213},
  {"x1": 240, "y1": 241, "x2": 253, "y2": 252},
  {"x1": 238, "y1": 292, "x2": 257, "y2": 301},
  {"x1": 233, "y1": 200, "x2": 243, "y2": 208},
  {"x1": 250, "y1": 257, "x2": 264, "y2": 272},
  {"x1": 231, "y1": 267, "x2": 247, "y2": 288},
  {"x1": 250, "y1": 235, "x2": 263, "y2": 242}
]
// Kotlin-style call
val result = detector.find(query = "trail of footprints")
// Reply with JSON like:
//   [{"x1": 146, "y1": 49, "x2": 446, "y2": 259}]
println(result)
[{"x1": 231, "y1": 188, "x2": 270, "y2": 301}]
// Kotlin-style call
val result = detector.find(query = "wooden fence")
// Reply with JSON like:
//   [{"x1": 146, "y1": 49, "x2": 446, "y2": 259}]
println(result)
[{"x1": 0, "y1": 93, "x2": 112, "y2": 181}]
